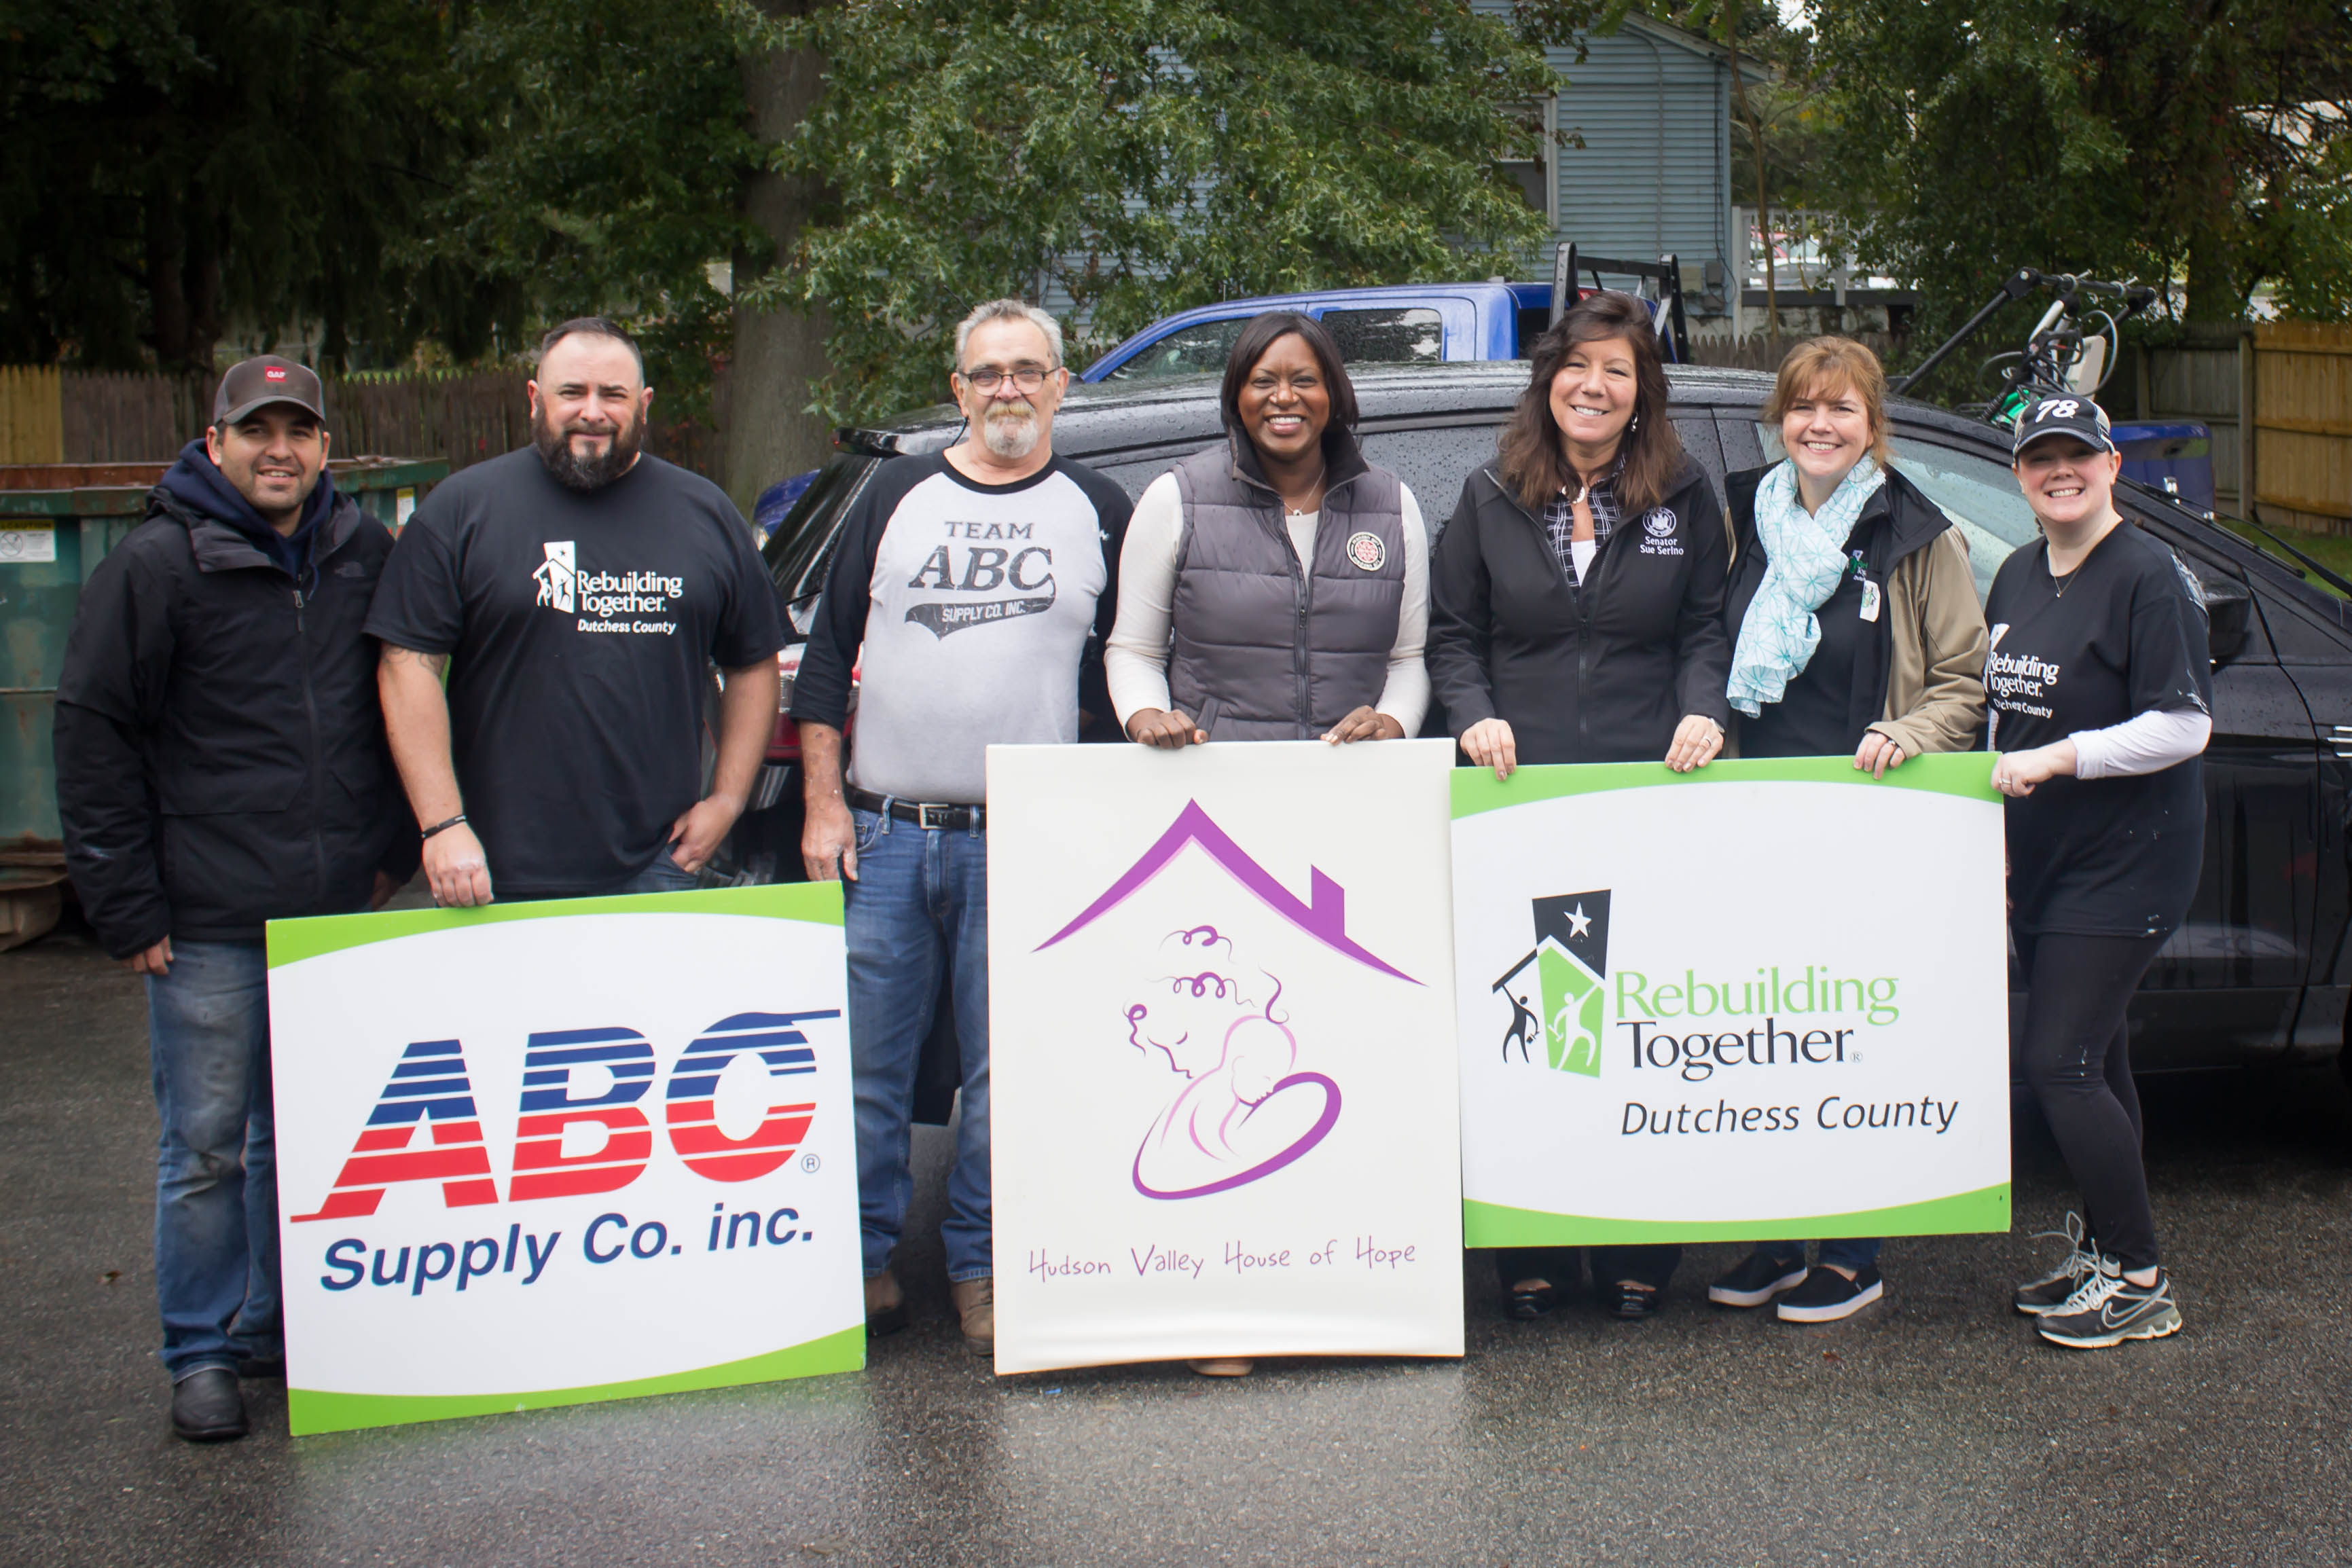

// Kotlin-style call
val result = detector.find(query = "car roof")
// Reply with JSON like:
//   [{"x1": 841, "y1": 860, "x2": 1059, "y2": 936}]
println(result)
[
  {"x1": 838, "y1": 362, "x2": 2000, "y2": 460},
  {"x1": 825, "y1": 360, "x2": 2352, "y2": 630}
]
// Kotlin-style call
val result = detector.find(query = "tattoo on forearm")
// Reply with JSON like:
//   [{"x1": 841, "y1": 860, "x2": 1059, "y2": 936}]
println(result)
[{"x1": 381, "y1": 645, "x2": 450, "y2": 676}]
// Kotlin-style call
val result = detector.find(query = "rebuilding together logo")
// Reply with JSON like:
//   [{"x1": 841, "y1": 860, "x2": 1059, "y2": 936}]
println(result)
[
  {"x1": 1493, "y1": 893, "x2": 1953, "y2": 1139},
  {"x1": 535, "y1": 539, "x2": 686, "y2": 634},
  {"x1": 293, "y1": 1011, "x2": 835, "y2": 1299}
]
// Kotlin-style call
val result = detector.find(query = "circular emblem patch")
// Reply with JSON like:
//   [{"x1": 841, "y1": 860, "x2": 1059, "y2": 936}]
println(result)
[
  {"x1": 1642, "y1": 508, "x2": 1677, "y2": 539},
  {"x1": 1345, "y1": 531, "x2": 1386, "y2": 571}
]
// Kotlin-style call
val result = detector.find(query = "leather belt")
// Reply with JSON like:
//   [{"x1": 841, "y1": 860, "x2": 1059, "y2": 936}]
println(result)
[{"x1": 846, "y1": 786, "x2": 985, "y2": 833}]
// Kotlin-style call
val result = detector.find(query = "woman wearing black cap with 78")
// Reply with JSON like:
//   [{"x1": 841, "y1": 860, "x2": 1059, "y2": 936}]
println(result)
[{"x1": 1987, "y1": 393, "x2": 2209, "y2": 1349}]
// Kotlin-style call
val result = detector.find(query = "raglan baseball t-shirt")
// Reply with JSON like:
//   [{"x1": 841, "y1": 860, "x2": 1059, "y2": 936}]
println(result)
[
  {"x1": 791, "y1": 450, "x2": 1129, "y2": 805},
  {"x1": 364, "y1": 448, "x2": 784, "y2": 896},
  {"x1": 1983, "y1": 522, "x2": 2211, "y2": 936}
]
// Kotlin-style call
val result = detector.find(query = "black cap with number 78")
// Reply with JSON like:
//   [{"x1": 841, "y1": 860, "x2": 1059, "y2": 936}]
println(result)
[{"x1": 2012, "y1": 393, "x2": 2118, "y2": 458}]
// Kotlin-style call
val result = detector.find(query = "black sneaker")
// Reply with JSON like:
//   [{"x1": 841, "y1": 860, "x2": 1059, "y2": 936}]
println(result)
[
  {"x1": 1776, "y1": 1264, "x2": 1883, "y2": 1323},
  {"x1": 1708, "y1": 1252, "x2": 1809, "y2": 1308},
  {"x1": 2013, "y1": 1212, "x2": 2099, "y2": 1316},
  {"x1": 1602, "y1": 1279, "x2": 1661, "y2": 1319},
  {"x1": 2036, "y1": 1263, "x2": 2183, "y2": 1349},
  {"x1": 170, "y1": 1368, "x2": 248, "y2": 1443}
]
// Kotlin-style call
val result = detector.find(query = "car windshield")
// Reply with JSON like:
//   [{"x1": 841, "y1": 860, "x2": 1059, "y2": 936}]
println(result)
[
  {"x1": 1104, "y1": 318, "x2": 1249, "y2": 381},
  {"x1": 1760, "y1": 423, "x2": 2044, "y2": 602}
]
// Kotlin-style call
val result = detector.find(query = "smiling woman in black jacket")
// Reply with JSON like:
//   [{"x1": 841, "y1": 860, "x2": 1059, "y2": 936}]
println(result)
[
  {"x1": 1426, "y1": 291, "x2": 1732, "y2": 1324},
  {"x1": 1427, "y1": 293, "x2": 1731, "y2": 774}
]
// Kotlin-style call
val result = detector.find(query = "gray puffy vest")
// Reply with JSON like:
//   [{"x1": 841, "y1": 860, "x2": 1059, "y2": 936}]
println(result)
[{"x1": 1166, "y1": 431, "x2": 1406, "y2": 742}]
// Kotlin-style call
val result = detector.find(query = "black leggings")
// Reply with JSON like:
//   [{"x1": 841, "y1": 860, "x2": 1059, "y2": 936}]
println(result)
[{"x1": 2014, "y1": 930, "x2": 2166, "y2": 1272}]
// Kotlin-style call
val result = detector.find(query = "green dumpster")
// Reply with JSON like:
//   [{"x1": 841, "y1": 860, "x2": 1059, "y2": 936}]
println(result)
[{"x1": 0, "y1": 456, "x2": 448, "y2": 949}]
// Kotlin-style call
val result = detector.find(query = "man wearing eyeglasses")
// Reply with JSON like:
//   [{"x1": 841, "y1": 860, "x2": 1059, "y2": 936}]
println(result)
[{"x1": 793, "y1": 298, "x2": 1129, "y2": 1357}]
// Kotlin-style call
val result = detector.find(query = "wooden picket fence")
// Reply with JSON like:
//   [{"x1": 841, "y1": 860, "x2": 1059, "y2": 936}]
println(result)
[
  {"x1": 2254, "y1": 323, "x2": 2352, "y2": 533},
  {"x1": 0, "y1": 367, "x2": 719, "y2": 480},
  {"x1": 0, "y1": 366, "x2": 64, "y2": 462}
]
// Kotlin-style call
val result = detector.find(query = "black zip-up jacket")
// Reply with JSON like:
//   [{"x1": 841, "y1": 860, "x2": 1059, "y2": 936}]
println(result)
[
  {"x1": 54, "y1": 481, "x2": 419, "y2": 957},
  {"x1": 1426, "y1": 456, "x2": 1731, "y2": 764},
  {"x1": 1723, "y1": 463, "x2": 1956, "y2": 748}
]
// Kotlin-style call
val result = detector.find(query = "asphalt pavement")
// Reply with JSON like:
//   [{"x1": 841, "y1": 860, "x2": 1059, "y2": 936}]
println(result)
[{"x1": 5, "y1": 920, "x2": 2350, "y2": 1567}]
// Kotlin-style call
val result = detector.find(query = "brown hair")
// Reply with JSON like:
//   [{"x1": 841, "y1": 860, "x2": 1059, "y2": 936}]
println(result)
[
  {"x1": 1761, "y1": 336, "x2": 1892, "y2": 465},
  {"x1": 1496, "y1": 291, "x2": 1682, "y2": 514}
]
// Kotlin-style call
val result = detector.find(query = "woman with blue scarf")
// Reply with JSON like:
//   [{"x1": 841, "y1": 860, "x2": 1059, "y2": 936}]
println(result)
[{"x1": 1710, "y1": 337, "x2": 1989, "y2": 1325}]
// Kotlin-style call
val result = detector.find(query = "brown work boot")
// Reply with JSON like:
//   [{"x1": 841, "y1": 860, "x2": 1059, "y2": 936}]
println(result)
[
  {"x1": 949, "y1": 1276, "x2": 994, "y2": 1355},
  {"x1": 865, "y1": 1269, "x2": 906, "y2": 1336}
]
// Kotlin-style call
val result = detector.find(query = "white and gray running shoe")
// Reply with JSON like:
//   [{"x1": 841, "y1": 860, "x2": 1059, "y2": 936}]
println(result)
[
  {"x1": 2036, "y1": 1260, "x2": 2184, "y2": 1349},
  {"x1": 2013, "y1": 1212, "x2": 2100, "y2": 1316}
]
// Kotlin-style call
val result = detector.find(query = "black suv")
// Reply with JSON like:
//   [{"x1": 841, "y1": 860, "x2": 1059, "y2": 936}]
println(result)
[{"x1": 750, "y1": 363, "x2": 2352, "y2": 1077}]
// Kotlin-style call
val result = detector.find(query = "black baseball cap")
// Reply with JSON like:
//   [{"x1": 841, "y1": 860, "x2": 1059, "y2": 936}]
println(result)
[
  {"x1": 2012, "y1": 393, "x2": 2118, "y2": 458},
  {"x1": 213, "y1": 355, "x2": 327, "y2": 427}
]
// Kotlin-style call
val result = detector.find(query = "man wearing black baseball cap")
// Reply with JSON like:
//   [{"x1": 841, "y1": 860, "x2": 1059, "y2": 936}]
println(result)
[{"x1": 54, "y1": 354, "x2": 418, "y2": 1441}]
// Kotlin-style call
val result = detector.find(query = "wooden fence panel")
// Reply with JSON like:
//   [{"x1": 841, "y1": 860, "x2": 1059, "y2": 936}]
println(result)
[
  {"x1": 0, "y1": 367, "x2": 65, "y2": 463},
  {"x1": 2255, "y1": 323, "x2": 2352, "y2": 531}
]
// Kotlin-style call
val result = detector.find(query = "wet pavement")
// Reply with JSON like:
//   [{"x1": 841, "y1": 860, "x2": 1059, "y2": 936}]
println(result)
[{"x1": 5, "y1": 921, "x2": 2350, "y2": 1567}]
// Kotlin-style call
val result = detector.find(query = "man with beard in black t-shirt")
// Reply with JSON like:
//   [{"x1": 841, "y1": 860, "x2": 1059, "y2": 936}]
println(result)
[{"x1": 368, "y1": 318, "x2": 784, "y2": 905}]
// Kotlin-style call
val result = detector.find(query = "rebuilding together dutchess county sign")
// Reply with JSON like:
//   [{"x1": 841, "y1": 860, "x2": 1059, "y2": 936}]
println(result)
[
  {"x1": 987, "y1": 740, "x2": 1466, "y2": 1374},
  {"x1": 266, "y1": 885, "x2": 863, "y2": 1436},
  {"x1": 1450, "y1": 754, "x2": 2010, "y2": 1247}
]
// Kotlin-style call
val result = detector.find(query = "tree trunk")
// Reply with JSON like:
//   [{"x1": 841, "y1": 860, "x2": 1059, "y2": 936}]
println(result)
[
  {"x1": 723, "y1": 3, "x2": 833, "y2": 518},
  {"x1": 1722, "y1": 22, "x2": 1775, "y2": 338}
]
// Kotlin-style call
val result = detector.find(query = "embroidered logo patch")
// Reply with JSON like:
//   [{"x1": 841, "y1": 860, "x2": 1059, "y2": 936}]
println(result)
[
  {"x1": 1345, "y1": 532, "x2": 1386, "y2": 571},
  {"x1": 1642, "y1": 509, "x2": 1677, "y2": 539}
]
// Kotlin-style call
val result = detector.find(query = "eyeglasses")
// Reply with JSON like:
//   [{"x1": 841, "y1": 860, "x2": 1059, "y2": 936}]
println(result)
[{"x1": 959, "y1": 365, "x2": 1056, "y2": 393}]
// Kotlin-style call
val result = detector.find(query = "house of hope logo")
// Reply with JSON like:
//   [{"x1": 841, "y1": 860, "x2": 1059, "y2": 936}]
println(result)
[{"x1": 291, "y1": 1010, "x2": 838, "y2": 1299}]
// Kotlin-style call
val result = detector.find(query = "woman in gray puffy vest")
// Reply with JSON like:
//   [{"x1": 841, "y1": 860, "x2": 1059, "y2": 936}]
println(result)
[
  {"x1": 1103, "y1": 310, "x2": 1431, "y2": 1379},
  {"x1": 1107, "y1": 310, "x2": 1430, "y2": 752}
]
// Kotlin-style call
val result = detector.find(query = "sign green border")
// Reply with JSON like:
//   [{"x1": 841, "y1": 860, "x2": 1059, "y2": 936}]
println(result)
[
  {"x1": 288, "y1": 1325, "x2": 865, "y2": 1436},
  {"x1": 1465, "y1": 1184, "x2": 2010, "y2": 1247},
  {"x1": 266, "y1": 881, "x2": 845, "y2": 969},
  {"x1": 1451, "y1": 751, "x2": 1998, "y2": 820}
]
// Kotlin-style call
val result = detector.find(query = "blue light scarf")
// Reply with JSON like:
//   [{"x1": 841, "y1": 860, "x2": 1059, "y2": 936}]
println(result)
[{"x1": 1726, "y1": 454, "x2": 1885, "y2": 717}]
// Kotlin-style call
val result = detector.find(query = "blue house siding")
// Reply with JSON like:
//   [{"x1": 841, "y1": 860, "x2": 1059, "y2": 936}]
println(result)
[{"x1": 1478, "y1": 5, "x2": 1746, "y2": 307}]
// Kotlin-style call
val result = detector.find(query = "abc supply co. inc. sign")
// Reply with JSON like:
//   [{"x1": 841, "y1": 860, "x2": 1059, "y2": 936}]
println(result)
[
  {"x1": 266, "y1": 886, "x2": 862, "y2": 1436},
  {"x1": 1451, "y1": 755, "x2": 2010, "y2": 1247}
]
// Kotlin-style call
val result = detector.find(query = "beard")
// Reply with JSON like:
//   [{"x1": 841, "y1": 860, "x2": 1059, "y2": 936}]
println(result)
[
  {"x1": 977, "y1": 399, "x2": 1041, "y2": 460},
  {"x1": 533, "y1": 406, "x2": 645, "y2": 491}
]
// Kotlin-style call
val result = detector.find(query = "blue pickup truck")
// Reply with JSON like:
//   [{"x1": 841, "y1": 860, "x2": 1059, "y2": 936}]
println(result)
[{"x1": 1079, "y1": 280, "x2": 1555, "y2": 381}]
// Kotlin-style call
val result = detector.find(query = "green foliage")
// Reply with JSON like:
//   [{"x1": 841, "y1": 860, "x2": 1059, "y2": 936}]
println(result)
[
  {"x1": 0, "y1": 0, "x2": 456, "y2": 370},
  {"x1": 1807, "y1": 0, "x2": 2352, "y2": 384},
  {"x1": 758, "y1": 0, "x2": 1577, "y2": 424},
  {"x1": 409, "y1": 0, "x2": 765, "y2": 413}
]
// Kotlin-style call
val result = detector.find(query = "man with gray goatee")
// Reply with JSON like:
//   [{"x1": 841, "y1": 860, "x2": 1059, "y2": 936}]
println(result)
[{"x1": 791, "y1": 299, "x2": 1129, "y2": 1355}]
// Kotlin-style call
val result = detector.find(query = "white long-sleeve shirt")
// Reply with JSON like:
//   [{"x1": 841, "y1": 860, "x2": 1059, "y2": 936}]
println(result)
[
  {"x1": 1106, "y1": 471, "x2": 1430, "y2": 733},
  {"x1": 2071, "y1": 708, "x2": 2213, "y2": 780}
]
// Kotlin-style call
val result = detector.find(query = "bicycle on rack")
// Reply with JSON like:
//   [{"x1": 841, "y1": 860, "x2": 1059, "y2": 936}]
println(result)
[{"x1": 1889, "y1": 266, "x2": 2158, "y2": 423}]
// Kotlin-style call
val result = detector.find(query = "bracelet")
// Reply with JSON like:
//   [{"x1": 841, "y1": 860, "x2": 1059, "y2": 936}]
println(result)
[{"x1": 420, "y1": 814, "x2": 469, "y2": 841}]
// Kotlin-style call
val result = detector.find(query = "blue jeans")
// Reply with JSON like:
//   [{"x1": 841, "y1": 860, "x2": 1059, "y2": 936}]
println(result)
[
  {"x1": 1755, "y1": 1237, "x2": 1883, "y2": 1273},
  {"x1": 608, "y1": 846, "x2": 699, "y2": 896},
  {"x1": 148, "y1": 940, "x2": 280, "y2": 1381},
  {"x1": 844, "y1": 807, "x2": 992, "y2": 1282}
]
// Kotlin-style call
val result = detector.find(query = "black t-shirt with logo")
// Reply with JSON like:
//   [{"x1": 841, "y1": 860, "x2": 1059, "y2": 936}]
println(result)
[
  {"x1": 1983, "y1": 522, "x2": 2211, "y2": 936},
  {"x1": 365, "y1": 449, "x2": 784, "y2": 897}
]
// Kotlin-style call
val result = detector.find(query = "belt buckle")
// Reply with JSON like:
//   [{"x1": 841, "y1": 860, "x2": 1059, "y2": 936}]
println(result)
[{"x1": 916, "y1": 801, "x2": 949, "y2": 831}]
